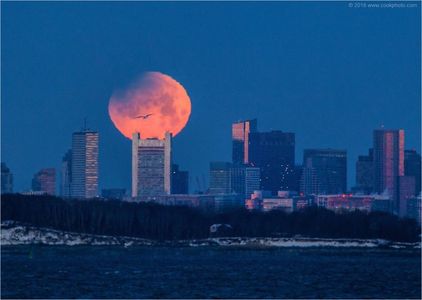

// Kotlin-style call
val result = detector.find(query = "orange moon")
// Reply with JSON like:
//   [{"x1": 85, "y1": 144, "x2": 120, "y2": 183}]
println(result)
[{"x1": 108, "y1": 72, "x2": 191, "y2": 140}]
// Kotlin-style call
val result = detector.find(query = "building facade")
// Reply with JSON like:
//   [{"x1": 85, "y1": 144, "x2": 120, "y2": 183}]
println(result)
[
  {"x1": 132, "y1": 132, "x2": 172, "y2": 198},
  {"x1": 315, "y1": 194, "x2": 392, "y2": 213},
  {"x1": 232, "y1": 119, "x2": 257, "y2": 164},
  {"x1": 249, "y1": 130, "x2": 295, "y2": 194},
  {"x1": 373, "y1": 129, "x2": 404, "y2": 212},
  {"x1": 355, "y1": 148, "x2": 374, "y2": 194},
  {"x1": 301, "y1": 149, "x2": 347, "y2": 195},
  {"x1": 32, "y1": 168, "x2": 56, "y2": 195},
  {"x1": 209, "y1": 162, "x2": 232, "y2": 194},
  {"x1": 71, "y1": 130, "x2": 99, "y2": 199}
]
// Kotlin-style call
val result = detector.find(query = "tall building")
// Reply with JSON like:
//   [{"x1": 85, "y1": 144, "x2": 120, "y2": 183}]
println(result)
[
  {"x1": 171, "y1": 164, "x2": 189, "y2": 194},
  {"x1": 230, "y1": 164, "x2": 260, "y2": 199},
  {"x1": 373, "y1": 129, "x2": 404, "y2": 212},
  {"x1": 209, "y1": 162, "x2": 232, "y2": 194},
  {"x1": 1, "y1": 162, "x2": 13, "y2": 194},
  {"x1": 232, "y1": 119, "x2": 257, "y2": 165},
  {"x1": 244, "y1": 166, "x2": 261, "y2": 198},
  {"x1": 301, "y1": 149, "x2": 347, "y2": 195},
  {"x1": 300, "y1": 162, "x2": 319, "y2": 195},
  {"x1": 132, "y1": 132, "x2": 172, "y2": 198},
  {"x1": 404, "y1": 149, "x2": 421, "y2": 196},
  {"x1": 32, "y1": 168, "x2": 56, "y2": 195},
  {"x1": 355, "y1": 148, "x2": 374, "y2": 194},
  {"x1": 71, "y1": 130, "x2": 99, "y2": 199},
  {"x1": 60, "y1": 150, "x2": 72, "y2": 197},
  {"x1": 249, "y1": 130, "x2": 295, "y2": 194}
]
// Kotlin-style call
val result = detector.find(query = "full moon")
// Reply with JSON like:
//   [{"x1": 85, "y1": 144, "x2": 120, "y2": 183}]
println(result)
[{"x1": 108, "y1": 72, "x2": 191, "y2": 140}]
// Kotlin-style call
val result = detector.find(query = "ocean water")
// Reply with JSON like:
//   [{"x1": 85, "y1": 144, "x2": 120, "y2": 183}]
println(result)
[{"x1": 1, "y1": 246, "x2": 421, "y2": 299}]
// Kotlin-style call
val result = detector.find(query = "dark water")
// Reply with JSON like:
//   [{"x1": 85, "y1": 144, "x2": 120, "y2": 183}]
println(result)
[{"x1": 1, "y1": 246, "x2": 421, "y2": 299}]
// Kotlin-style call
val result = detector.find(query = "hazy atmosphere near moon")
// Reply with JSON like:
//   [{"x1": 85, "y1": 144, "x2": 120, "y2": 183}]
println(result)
[{"x1": 108, "y1": 72, "x2": 191, "y2": 140}]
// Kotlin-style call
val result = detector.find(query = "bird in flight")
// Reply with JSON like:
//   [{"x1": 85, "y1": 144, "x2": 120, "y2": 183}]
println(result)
[{"x1": 133, "y1": 113, "x2": 153, "y2": 119}]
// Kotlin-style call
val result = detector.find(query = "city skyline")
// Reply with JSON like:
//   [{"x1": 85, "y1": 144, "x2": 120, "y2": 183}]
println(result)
[{"x1": 2, "y1": 2, "x2": 420, "y2": 192}]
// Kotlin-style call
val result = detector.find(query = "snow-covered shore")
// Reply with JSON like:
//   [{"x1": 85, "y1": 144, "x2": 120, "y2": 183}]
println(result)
[{"x1": 1, "y1": 221, "x2": 420, "y2": 249}]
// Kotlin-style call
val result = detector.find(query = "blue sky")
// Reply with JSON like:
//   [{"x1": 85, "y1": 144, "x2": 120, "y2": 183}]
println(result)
[{"x1": 2, "y1": 1, "x2": 420, "y2": 192}]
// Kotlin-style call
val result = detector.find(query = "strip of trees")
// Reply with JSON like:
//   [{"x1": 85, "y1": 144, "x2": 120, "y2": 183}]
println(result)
[{"x1": 1, "y1": 194, "x2": 419, "y2": 242}]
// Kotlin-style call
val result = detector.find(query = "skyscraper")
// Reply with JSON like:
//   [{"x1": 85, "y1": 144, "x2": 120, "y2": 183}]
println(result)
[
  {"x1": 232, "y1": 119, "x2": 257, "y2": 164},
  {"x1": 1, "y1": 162, "x2": 13, "y2": 194},
  {"x1": 132, "y1": 132, "x2": 172, "y2": 198},
  {"x1": 301, "y1": 149, "x2": 347, "y2": 195},
  {"x1": 209, "y1": 162, "x2": 232, "y2": 194},
  {"x1": 373, "y1": 129, "x2": 404, "y2": 212},
  {"x1": 404, "y1": 149, "x2": 421, "y2": 196},
  {"x1": 32, "y1": 168, "x2": 56, "y2": 195},
  {"x1": 249, "y1": 131, "x2": 295, "y2": 194},
  {"x1": 355, "y1": 148, "x2": 374, "y2": 194},
  {"x1": 300, "y1": 162, "x2": 319, "y2": 195},
  {"x1": 171, "y1": 164, "x2": 189, "y2": 194},
  {"x1": 230, "y1": 164, "x2": 261, "y2": 199},
  {"x1": 71, "y1": 130, "x2": 99, "y2": 199},
  {"x1": 244, "y1": 166, "x2": 261, "y2": 198},
  {"x1": 60, "y1": 150, "x2": 72, "y2": 197}
]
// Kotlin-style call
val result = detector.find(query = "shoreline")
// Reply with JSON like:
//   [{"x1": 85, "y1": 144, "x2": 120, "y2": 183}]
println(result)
[{"x1": 1, "y1": 222, "x2": 420, "y2": 249}]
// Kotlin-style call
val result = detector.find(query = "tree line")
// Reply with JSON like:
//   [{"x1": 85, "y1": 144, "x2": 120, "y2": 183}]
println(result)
[{"x1": 1, "y1": 194, "x2": 420, "y2": 242}]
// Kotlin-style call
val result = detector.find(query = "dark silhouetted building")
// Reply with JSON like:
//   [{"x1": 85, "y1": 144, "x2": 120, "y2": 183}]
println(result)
[
  {"x1": 373, "y1": 129, "x2": 404, "y2": 213},
  {"x1": 71, "y1": 130, "x2": 99, "y2": 199},
  {"x1": 398, "y1": 176, "x2": 416, "y2": 217},
  {"x1": 291, "y1": 165, "x2": 303, "y2": 193},
  {"x1": 301, "y1": 149, "x2": 347, "y2": 195},
  {"x1": 32, "y1": 168, "x2": 56, "y2": 195},
  {"x1": 249, "y1": 130, "x2": 295, "y2": 194},
  {"x1": 171, "y1": 164, "x2": 189, "y2": 194},
  {"x1": 1, "y1": 162, "x2": 13, "y2": 194},
  {"x1": 404, "y1": 149, "x2": 421, "y2": 196},
  {"x1": 60, "y1": 150, "x2": 72, "y2": 197},
  {"x1": 407, "y1": 195, "x2": 421, "y2": 224},
  {"x1": 232, "y1": 119, "x2": 257, "y2": 165},
  {"x1": 354, "y1": 148, "x2": 374, "y2": 194}
]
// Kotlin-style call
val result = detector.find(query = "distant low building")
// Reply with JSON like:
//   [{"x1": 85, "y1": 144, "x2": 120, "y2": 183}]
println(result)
[
  {"x1": 245, "y1": 190, "x2": 311, "y2": 212},
  {"x1": 20, "y1": 190, "x2": 48, "y2": 196},
  {"x1": 138, "y1": 194, "x2": 215, "y2": 211},
  {"x1": 213, "y1": 193, "x2": 243, "y2": 212},
  {"x1": 315, "y1": 194, "x2": 393, "y2": 213},
  {"x1": 101, "y1": 188, "x2": 127, "y2": 200}
]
